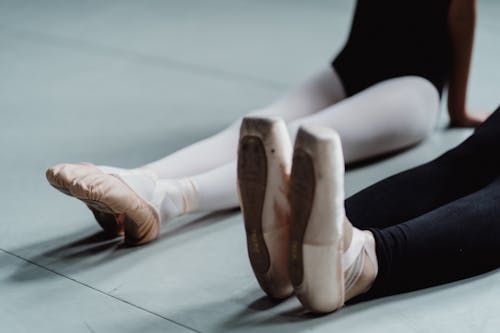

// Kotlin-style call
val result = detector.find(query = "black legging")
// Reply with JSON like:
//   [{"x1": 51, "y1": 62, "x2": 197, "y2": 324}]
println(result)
[{"x1": 345, "y1": 105, "x2": 500, "y2": 301}]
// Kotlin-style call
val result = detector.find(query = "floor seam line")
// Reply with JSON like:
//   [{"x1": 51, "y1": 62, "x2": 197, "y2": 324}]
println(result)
[
  {"x1": 0, "y1": 24, "x2": 288, "y2": 91},
  {"x1": 0, "y1": 248, "x2": 201, "y2": 333}
]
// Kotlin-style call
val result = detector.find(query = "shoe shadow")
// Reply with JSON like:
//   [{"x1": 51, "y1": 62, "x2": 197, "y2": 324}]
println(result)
[
  {"x1": 247, "y1": 295, "x2": 287, "y2": 311},
  {"x1": 216, "y1": 293, "x2": 388, "y2": 332},
  {"x1": 8, "y1": 227, "x2": 122, "y2": 282},
  {"x1": 8, "y1": 208, "x2": 240, "y2": 282},
  {"x1": 346, "y1": 143, "x2": 418, "y2": 171},
  {"x1": 242, "y1": 270, "x2": 500, "y2": 329}
]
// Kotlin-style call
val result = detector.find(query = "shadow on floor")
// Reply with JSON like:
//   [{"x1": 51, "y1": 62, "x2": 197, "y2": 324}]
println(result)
[
  {"x1": 8, "y1": 208, "x2": 240, "y2": 282},
  {"x1": 346, "y1": 142, "x2": 418, "y2": 170},
  {"x1": 205, "y1": 269, "x2": 500, "y2": 332}
]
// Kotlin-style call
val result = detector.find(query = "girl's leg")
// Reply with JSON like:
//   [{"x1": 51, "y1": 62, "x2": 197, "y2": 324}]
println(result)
[
  {"x1": 169, "y1": 161, "x2": 239, "y2": 214},
  {"x1": 55, "y1": 73, "x2": 440, "y2": 221},
  {"x1": 346, "y1": 106, "x2": 500, "y2": 229},
  {"x1": 287, "y1": 76, "x2": 440, "y2": 164},
  {"x1": 358, "y1": 175, "x2": 500, "y2": 301},
  {"x1": 152, "y1": 76, "x2": 444, "y2": 218},
  {"x1": 137, "y1": 67, "x2": 344, "y2": 216},
  {"x1": 139, "y1": 67, "x2": 346, "y2": 179},
  {"x1": 175, "y1": 75, "x2": 442, "y2": 217}
]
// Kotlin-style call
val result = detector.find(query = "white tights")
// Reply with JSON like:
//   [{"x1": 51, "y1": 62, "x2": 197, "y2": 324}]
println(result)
[{"x1": 111, "y1": 67, "x2": 440, "y2": 220}]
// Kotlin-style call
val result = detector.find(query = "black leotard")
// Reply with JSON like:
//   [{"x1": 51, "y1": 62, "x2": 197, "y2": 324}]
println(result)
[{"x1": 333, "y1": 0, "x2": 452, "y2": 97}]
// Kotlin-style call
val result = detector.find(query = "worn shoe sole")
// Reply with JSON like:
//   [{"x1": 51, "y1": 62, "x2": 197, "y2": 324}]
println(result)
[
  {"x1": 238, "y1": 116, "x2": 293, "y2": 299},
  {"x1": 289, "y1": 125, "x2": 345, "y2": 313}
]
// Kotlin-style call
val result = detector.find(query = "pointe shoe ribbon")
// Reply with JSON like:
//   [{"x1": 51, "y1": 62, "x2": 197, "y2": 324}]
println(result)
[
  {"x1": 344, "y1": 227, "x2": 380, "y2": 305},
  {"x1": 343, "y1": 228, "x2": 365, "y2": 292}
]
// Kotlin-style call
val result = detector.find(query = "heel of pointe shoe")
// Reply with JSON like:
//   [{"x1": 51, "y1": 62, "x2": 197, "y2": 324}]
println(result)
[
  {"x1": 238, "y1": 116, "x2": 293, "y2": 299},
  {"x1": 298, "y1": 243, "x2": 344, "y2": 312},
  {"x1": 289, "y1": 125, "x2": 345, "y2": 313},
  {"x1": 258, "y1": 226, "x2": 294, "y2": 299}
]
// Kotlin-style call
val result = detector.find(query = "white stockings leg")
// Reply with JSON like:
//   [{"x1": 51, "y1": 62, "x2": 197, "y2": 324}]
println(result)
[
  {"x1": 95, "y1": 67, "x2": 346, "y2": 220},
  {"x1": 153, "y1": 162, "x2": 239, "y2": 222},
  {"x1": 121, "y1": 75, "x2": 440, "y2": 219},
  {"x1": 137, "y1": 67, "x2": 345, "y2": 179},
  {"x1": 287, "y1": 76, "x2": 440, "y2": 164},
  {"x1": 100, "y1": 75, "x2": 439, "y2": 222}
]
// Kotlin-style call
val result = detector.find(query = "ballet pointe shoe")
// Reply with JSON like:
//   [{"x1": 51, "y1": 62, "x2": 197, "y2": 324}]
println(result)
[
  {"x1": 46, "y1": 163, "x2": 160, "y2": 245},
  {"x1": 46, "y1": 163, "x2": 125, "y2": 236},
  {"x1": 237, "y1": 116, "x2": 294, "y2": 299},
  {"x1": 289, "y1": 125, "x2": 377, "y2": 313}
]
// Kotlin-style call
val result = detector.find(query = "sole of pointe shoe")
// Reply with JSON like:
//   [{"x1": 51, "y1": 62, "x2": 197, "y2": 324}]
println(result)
[
  {"x1": 88, "y1": 206, "x2": 125, "y2": 237},
  {"x1": 48, "y1": 183, "x2": 124, "y2": 237},
  {"x1": 238, "y1": 116, "x2": 293, "y2": 299},
  {"x1": 289, "y1": 125, "x2": 345, "y2": 313}
]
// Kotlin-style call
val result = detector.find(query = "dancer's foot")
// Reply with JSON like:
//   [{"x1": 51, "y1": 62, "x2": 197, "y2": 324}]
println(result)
[
  {"x1": 46, "y1": 163, "x2": 160, "y2": 244},
  {"x1": 237, "y1": 116, "x2": 294, "y2": 299},
  {"x1": 46, "y1": 163, "x2": 191, "y2": 245},
  {"x1": 46, "y1": 163, "x2": 127, "y2": 236},
  {"x1": 289, "y1": 125, "x2": 378, "y2": 313}
]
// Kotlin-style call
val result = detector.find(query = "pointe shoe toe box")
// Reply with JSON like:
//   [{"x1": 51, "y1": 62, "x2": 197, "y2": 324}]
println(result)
[
  {"x1": 46, "y1": 163, "x2": 99, "y2": 192},
  {"x1": 69, "y1": 173, "x2": 134, "y2": 209}
]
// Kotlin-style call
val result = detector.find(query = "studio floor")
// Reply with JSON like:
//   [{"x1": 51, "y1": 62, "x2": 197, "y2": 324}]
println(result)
[{"x1": 1, "y1": 1, "x2": 500, "y2": 332}]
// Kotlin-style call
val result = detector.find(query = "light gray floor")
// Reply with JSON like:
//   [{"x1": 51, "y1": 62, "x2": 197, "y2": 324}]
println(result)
[{"x1": 1, "y1": 1, "x2": 499, "y2": 332}]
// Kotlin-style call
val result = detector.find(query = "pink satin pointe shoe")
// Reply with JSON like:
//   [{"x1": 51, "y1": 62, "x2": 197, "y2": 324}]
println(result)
[
  {"x1": 289, "y1": 125, "x2": 378, "y2": 313},
  {"x1": 46, "y1": 163, "x2": 160, "y2": 245},
  {"x1": 237, "y1": 116, "x2": 294, "y2": 299},
  {"x1": 46, "y1": 163, "x2": 124, "y2": 236}
]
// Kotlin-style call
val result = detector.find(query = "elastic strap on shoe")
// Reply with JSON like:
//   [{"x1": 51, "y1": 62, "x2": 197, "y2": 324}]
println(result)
[{"x1": 342, "y1": 228, "x2": 367, "y2": 292}]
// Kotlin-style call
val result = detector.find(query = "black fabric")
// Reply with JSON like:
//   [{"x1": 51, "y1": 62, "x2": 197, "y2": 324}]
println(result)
[
  {"x1": 345, "y1": 105, "x2": 500, "y2": 300},
  {"x1": 333, "y1": 0, "x2": 452, "y2": 97}
]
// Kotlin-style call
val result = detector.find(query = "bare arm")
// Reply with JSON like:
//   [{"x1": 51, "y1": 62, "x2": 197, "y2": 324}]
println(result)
[{"x1": 447, "y1": 0, "x2": 481, "y2": 127}]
